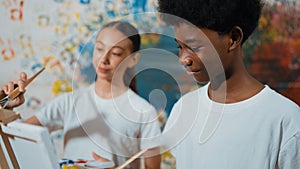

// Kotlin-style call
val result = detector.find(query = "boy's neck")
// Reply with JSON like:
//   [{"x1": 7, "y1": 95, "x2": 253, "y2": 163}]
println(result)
[{"x1": 208, "y1": 65, "x2": 264, "y2": 104}]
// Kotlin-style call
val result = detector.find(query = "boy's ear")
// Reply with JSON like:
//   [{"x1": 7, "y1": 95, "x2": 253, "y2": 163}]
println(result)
[
  {"x1": 228, "y1": 26, "x2": 243, "y2": 52},
  {"x1": 127, "y1": 52, "x2": 140, "y2": 68}
]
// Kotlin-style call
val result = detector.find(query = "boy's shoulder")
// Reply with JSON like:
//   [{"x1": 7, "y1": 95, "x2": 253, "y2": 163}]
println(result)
[
  {"x1": 178, "y1": 84, "x2": 299, "y2": 112},
  {"x1": 264, "y1": 86, "x2": 299, "y2": 111}
]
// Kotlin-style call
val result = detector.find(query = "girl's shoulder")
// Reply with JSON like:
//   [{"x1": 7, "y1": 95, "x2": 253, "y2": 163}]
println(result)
[{"x1": 126, "y1": 89, "x2": 156, "y2": 111}]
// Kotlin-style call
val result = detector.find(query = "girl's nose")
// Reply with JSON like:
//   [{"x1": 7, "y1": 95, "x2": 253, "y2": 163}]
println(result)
[{"x1": 100, "y1": 51, "x2": 110, "y2": 65}]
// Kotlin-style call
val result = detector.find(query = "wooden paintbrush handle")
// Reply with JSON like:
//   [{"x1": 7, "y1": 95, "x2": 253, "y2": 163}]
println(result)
[
  {"x1": 8, "y1": 67, "x2": 45, "y2": 99},
  {"x1": 116, "y1": 149, "x2": 148, "y2": 169},
  {"x1": 24, "y1": 67, "x2": 45, "y2": 87}
]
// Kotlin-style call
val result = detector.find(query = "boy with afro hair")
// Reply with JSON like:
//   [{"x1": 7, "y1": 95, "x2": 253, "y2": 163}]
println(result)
[{"x1": 159, "y1": 0, "x2": 300, "y2": 168}]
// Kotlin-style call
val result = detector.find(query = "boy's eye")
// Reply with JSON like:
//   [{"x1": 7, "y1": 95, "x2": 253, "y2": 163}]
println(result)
[{"x1": 189, "y1": 46, "x2": 201, "y2": 52}]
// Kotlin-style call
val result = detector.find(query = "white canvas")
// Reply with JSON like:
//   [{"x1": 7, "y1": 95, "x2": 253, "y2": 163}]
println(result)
[{"x1": 1, "y1": 121, "x2": 60, "y2": 169}]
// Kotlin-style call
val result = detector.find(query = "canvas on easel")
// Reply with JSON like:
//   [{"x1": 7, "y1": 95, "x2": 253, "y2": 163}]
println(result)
[
  {"x1": 0, "y1": 108, "x2": 21, "y2": 169},
  {"x1": 0, "y1": 108, "x2": 60, "y2": 169}
]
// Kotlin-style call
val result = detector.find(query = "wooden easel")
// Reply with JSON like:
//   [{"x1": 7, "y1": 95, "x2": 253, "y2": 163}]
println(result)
[{"x1": 0, "y1": 108, "x2": 21, "y2": 169}]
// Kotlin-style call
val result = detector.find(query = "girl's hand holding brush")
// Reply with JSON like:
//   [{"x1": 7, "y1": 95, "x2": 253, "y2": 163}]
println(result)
[
  {"x1": 0, "y1": 67, "x2": 45, "y2": 110},
  {"x1": 0, "y1": 72, "x2": 27, "y2": 110}
]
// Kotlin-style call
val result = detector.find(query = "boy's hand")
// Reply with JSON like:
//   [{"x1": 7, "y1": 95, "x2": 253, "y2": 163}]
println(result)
[{"x1": 1, "y1": 72, "x2": 27, "y2": 109}]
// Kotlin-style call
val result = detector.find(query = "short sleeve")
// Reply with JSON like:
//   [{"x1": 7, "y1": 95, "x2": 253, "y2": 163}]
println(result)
[
  {"x1": 162, "y1": 101, "x2": 181, "y2": 157},
  {"x1": 35, "y1": 94, "x2": 69, "y2": 132},
  {"x1": 139, "y1": 106, "x2": 162, "y2": 150},
  {"x1": 278, "y1": 132, "x2": 300, "y2": 169}
]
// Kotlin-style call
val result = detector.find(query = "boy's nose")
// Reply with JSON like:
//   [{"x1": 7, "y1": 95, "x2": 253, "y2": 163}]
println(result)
[{"x1": 179, "y1": 50, "x2": 193, "y2": 67}]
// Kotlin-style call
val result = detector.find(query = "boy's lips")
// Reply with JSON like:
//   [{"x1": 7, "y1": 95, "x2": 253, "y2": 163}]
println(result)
[
  {"x1": 186, "y1": 70, "x2": 201, "y2": 75},
  {"x1": 185, "y1": 67, "x2": 202, "y2": 75}
]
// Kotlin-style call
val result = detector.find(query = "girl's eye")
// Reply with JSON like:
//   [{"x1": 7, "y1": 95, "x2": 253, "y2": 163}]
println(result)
[
  {"x1": 96, "y1": 48, "x2": 103, "y2": 51},
  {"x1": 176, "y1": 45, "x2": 182, "y2": 49},
  {"x1": 112, "y1": 52, "x2": 122, "y2": 56}
]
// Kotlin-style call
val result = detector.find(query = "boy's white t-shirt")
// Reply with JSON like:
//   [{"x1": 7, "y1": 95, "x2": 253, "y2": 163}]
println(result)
[
  {"x1": 164, "y1": 83, "x2": 300, "y2": 169},
  {"x1": 35, "y1": 84, "x2": 161, "y2": 167}
]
